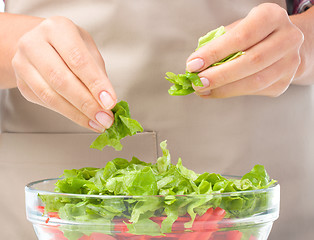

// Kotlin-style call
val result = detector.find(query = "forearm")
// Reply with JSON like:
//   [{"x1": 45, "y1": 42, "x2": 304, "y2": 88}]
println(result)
[
  {"x1": 0, "y1": 13, "x2": 43, "y2": 89},
  {"x1": 290, "y1": 7, "x2": 314, "y2": 85}
]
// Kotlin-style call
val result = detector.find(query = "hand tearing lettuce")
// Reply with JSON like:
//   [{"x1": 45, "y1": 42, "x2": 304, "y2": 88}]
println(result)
[
  {"x1": 90, "y1": 101, "x2": 143, "y2": 151},
  {"x1": 166, "y1": 26, "x2": 244, "y2": 96}
]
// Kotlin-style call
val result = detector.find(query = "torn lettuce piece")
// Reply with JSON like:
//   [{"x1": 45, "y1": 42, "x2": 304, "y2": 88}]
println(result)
[
  {"x1": 90, "y1": 100, "x2": 143, "y2": 151},
  {"x1": 166, "y1": 26, "x2": 244, "y2": 96},
  {"x1": 40, "y1": 141, "x2": 277, "y2": 238}
]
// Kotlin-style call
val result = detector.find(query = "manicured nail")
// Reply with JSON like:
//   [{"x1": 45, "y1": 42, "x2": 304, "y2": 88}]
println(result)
[
  {"x1": 193, "y1": 77, "x2": 210, "y2": 91},
  {"x1": 95, "y1": 111, "x2": 113, "y2": 129},
  {"x1": 89, "y1": 120, "x2": 105, "y2": 132},
  {"x1": 200, "y1": 77, "x2": 210, "y2": 88},
  {"x1": 186, "y1": 58, "x2": 205, "y2": 72},
  {"x1": 99, "y1": 91, "x2": 115, "y2": 110}
]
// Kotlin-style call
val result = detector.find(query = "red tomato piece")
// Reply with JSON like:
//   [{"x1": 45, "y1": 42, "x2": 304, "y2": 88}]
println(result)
[
  {"x1": 78, "y1": 235, "x2": 90, "y2": 240},
  {"x1": 48, "y1": 211, "x2": 60, "y2": 219},
  {"x1": 37, "y1": 206, "x2": 45, "y2": 213},
  {"x1": 226, "y1": 230, "x2": 242, "y2": 240},
  {"x1": 126, "y1": 235, "x2": 152, "y2": 240}
]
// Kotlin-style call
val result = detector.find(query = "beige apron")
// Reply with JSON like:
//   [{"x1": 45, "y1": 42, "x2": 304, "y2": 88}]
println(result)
[{"x1": 1, "y1": 0, "x2": 314, "y2": 239}]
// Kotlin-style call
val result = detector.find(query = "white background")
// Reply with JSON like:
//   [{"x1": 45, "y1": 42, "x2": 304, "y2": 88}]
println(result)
[{"x1": 0, "y1": 1, "x2": 4, "y2": 12}]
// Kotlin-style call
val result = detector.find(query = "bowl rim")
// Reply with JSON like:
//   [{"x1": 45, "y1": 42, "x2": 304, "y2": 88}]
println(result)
[{"x1": 25, "y1": 176, "x2": 280, "y2": 199}]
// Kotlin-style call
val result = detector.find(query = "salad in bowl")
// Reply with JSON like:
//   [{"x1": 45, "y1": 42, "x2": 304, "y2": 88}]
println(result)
[{"x1": 25, "y1": 141, "x2": 280, "y2": 240}]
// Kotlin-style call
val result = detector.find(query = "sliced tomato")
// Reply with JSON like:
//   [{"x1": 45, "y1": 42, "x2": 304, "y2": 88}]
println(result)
[
  {"x1": 226, "y1": 230, "x2": 242, "y2": 240},
  {"x1": 48, "y1": 211, "x2": 60, "y2": 219},
  {"x1": 37, "y1": 206, "x2": 45, "y2": 213},
  {"x1": 127, "y1": 235, "x2": 152, "y2": 240},
  {"x1": 78, "y1": 235, "x2": 90, "y2": 240},
  {"x1": 178, "y1": 232, "x2": 200, "y2": 240}
]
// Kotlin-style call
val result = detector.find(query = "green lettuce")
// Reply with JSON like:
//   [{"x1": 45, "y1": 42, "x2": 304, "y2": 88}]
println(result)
[
  {"x1": 40, "y1": 141, "x2": 276, "y2": 238},
  {"x1": 90, "y1": 100, "x2": 143, "y2": 151},
  {"x1": 166, "y1": 26, "x2": 244, "y2": 96}
]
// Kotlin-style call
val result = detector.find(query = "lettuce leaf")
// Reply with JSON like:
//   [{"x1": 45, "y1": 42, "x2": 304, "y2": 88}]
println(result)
[
  {"x1": 40, "y1": 141, "x2": 276, "y2": 238},
  {"x1": 166, "y1": 26, "x2": 244, "y2": 96},
  {"x1": 90, "y1": 100, "x2": 143, "y2": 151}
]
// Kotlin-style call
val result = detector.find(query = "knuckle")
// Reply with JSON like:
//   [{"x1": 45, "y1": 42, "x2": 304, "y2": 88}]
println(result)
[
  {"x1": 233, "y1": 31, "x2": 249, "y2": 46},
  {"x1": 80, "y1": 99, "x2": 95, "y2": 113},
  {"x1": 261, "y1": 3, "x2": 285, "y2": 16},
  {"x1": 87, "y1": 78, "x2": 103, "y2": 93},
  {"x1": 206, "y1": 48, "x2": 220, "y2": 65},
  {"x1": 256, "y1": 3, "x2": 287, "y2": 24},
  {"x1": 248, "y1": 52, "x2": 264, "y2": 65},
  {"x1": 48, "y1": 69, "x2": 66, "y2": 91},
  {"x1": 44, "y1": 16, "x2": 73, "y2": 28},
  {"x1": 17, "y1": 34, "x2": 34, "y2": 52},
  {"x1": 68, "y1": 47, "x2": 86, "y2": 68},
  {"x1": 39, "y1": 88, "x2": 55, "y2": 106}
]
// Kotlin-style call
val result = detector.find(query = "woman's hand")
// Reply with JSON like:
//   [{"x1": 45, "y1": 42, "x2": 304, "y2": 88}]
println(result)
[
  {"x1": 12, "y1": 16, "x2": 116, "y2": 132},
  {"x1": 187, "y1": 3, "x2": 304, "y2": 98}
]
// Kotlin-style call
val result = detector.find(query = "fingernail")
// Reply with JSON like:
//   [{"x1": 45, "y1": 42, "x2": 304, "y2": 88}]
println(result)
[
  {"x1": 100, "y1": 91, "x2": 115, "y2": 110},
  {"x1": 95, "y1": 111, "x2": 114, "y2": 129},
  {"x1": 89, "y1": 120, "x2": 105, "y2": 132},
  {"x1": 193, "y1": 77, "x2": 210, "y2": 91},
  {"x1": 200, "y1": 77, "x2": 210, "y2": 88},
  {"x1": 186, "y1": 58, "x2": 205, "y2": 72}
]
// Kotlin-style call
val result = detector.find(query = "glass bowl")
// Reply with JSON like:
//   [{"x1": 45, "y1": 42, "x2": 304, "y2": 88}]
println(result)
[{"x1": 25, "y1": 177, "x2": 280, "y2": 240}]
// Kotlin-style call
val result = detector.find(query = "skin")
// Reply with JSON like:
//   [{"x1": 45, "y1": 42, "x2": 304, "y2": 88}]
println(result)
[
  {"x1": 187, "y1": 3, "x2": 314, "y2": 98},
  {"x1": 0, "y1": 3, "x2": 313, "y2": 131},
  {"x1": 0, "y1": 14, "x2": 116, "y2": 132}
]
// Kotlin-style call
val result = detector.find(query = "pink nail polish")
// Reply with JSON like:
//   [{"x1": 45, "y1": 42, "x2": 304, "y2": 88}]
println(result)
[
  {"x1": 95, "y1": 112, "x2": 113, "y2": 129},
  {"x1": 99, "y1": 91, "x2": 115, "y2": 110},
  {"x1": 200, "y1": 77, "x2": 210, "y2": 88},
  {"x1": 193, "y1": 77, "x2": 210, "y2": 91},
  {"x1": 186, "y1": 58, "x2": 205, "y2": 72}
]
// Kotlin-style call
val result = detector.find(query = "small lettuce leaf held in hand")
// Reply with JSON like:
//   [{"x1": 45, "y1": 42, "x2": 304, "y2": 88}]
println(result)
[
  {"x1": 166, "y1": 26, "x2": 244, "y2": 96},
  {"x1": 90, "y1": 101, "x2": 143, "y2": 151}
]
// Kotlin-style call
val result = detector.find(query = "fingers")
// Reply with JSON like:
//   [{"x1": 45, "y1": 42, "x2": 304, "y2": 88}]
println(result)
[
  {"x1": 12, "y1": 16, "x2": 118, "y2": 132},
  {"x1": 42, "y1": 17, "x2": 116, "y2": 110},
  {"x1": 197, "y1": 53, "x2": 300, "y2": 99},
  {"x1": 12, "y1": 54, "x2": 107, "y2": 133},
  {"x1": 189, "y1": 3, "x2": 304, "y2": 98},
  {"x1": 195, "y1": 27, "x2": 299, "y2": 92},
  {"x1": 15, "y1": 75, "x2": 44, "y2": 106},
  {"x1": 20, "y1": 38, "x2": 113, "y2": 129},
  {"x1": 187, "y1": 3, "x2": 287, "y2": 72}
]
